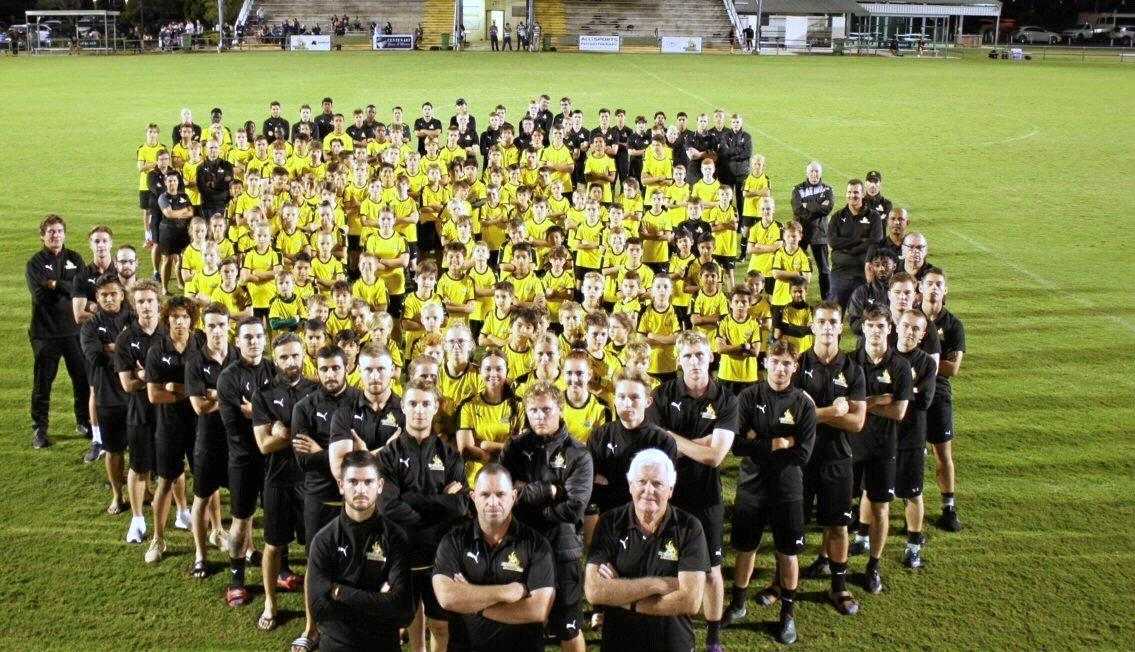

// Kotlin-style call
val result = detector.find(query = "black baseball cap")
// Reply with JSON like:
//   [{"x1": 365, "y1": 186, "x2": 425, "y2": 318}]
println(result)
[
  {"x1": 456, "y1": 98, "x2": 467, "y2": 106},
  {"x1": 866, "y1": 170, "x2": 882, "y2": 182},
  {"x1": 210, "y1": 107, "x2": 223, "y2": 116},
  {"x1": 322, "y1": 97, "x2": 333, "y2": 104}
]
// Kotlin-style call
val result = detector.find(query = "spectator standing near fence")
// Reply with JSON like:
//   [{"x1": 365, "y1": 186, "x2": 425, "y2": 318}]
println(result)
[
  {"x1": 490, "y1": 22, "x2": 499, "y2": 51},
  {"x1": 503, "y1": 23, "x2": 513, "y2": 50}
]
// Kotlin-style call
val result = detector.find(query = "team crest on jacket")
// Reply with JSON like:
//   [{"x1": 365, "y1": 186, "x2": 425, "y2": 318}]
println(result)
[
  {"x1": 428, "y1": 455, "x2": 445, "y2": 471},
  {"x1": 877, "y1": 369, "x2": 891, "y2": 384},
  {"x1": 701, "y1": 404, "x2": 717, "y2": 420},
  {"x1": 551, "y1": 452, "x2": 567, "y2": 470},
  {"x1": 833, "y1": 372, "x2": 848, "y2": 388},
  {"x1": 779, "y1": 409, "x2": 795, "y2": 425},
  {"x1": 659, "y1": 540, "x2": 679, "y2": 561},
  {"x1": 366, "y1": 541, "x2": 386, "y2": 562},
  {"x1": 382, "y1": 413, "x2": 397, "y2": 426},
  {"x1": 501, "y1": 551, "x2": 524, "y2": 573}
]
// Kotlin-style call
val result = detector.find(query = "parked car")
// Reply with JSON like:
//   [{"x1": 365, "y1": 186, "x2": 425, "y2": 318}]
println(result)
[
  {"x1": 1062, "y1": 23, "x2": 1097, "y2": 41},
  {"x1": 1013, "y1": 26, "x2": 1060, "y2": 44},
  {"x1": 1110, "y1": 25, "x2": 1135, "y2": 46}
]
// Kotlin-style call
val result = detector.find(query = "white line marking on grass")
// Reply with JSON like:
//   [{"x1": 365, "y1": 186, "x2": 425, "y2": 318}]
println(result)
[{"x1": 627, "y1": 60, "x2": 1134, "y2": 335}]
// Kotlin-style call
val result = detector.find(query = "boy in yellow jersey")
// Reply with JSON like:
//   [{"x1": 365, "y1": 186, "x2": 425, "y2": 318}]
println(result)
[
  {"x1": 615, "y1": 238, "x2": 656, "y2": 300},
  {"x1": 692, "y1": 157, "x2": 722, "y2": 205},
  {"x1": 387, "y1": 175, "x2": 420, "y2": 260},
  {"x1": 600, "y1": 227, "x2": 629, "y2": 307},
  {"x1": 325, "y1": 281, "x2": 356, "y2": 337},
  {"x1": 569, "y1": 199, "x2": 605, "y2": 286},
  {"x1": 578, "y1": 271, "x2": 604, "y2": 319},
  {"x1": 227, "y1": 130, "x2": 254, "y2": 171},
  {"x1": 241, "y1": 225, "x2": 282, "y2": 319},
  {"x1": 501, "y1": 244, "x2": 545, "y2": 309},
  {"x1": 744, "y1": 270, "x2": 775, "y2": 335},
  {"x1": 715, "y1": 286, "x2": 763, "y2": 395},
  {"x1": 620, "y1": 178, "x2": 645, "y2": 232},
  {"x1": 582, "y1": 310, "x2": 619, "y2": 400},
  {"x1": 291, "y1": 253, "x2": 317, "y2": 306},
  {"x1": 245, "y1": 136, "x2": 271, "y2": 178},
  {"x1": 708, "y1": 186, "x2": 740, "y2": 287},
  {"x1": 496, "y1": 217, "x2": 527, "y2": 274},
  {"x1": 268, "y1": 269, "x2": 306, "y2": 335},
  {"x1": 438, "y1": 322, "x2": 482, "y2": 431},
  {"x1": 300, "y1": 318, "x2": 327, "y2": 380},
  {"x1": 456, "y1": 351, "x2": 522, "y2": 486},
  {"x1": 209, "y1": 257, "x2": 253, "y2": 334},
  {"x1": 520, "y1": 149, "x2": 542, "y2": 189},
  {"x1": 560, "y1": 187, "x2": 584, "y2": 230},
  {"x1": 665, "y1": 165, "x2": 691, "y2": 230},
  {"x1": 561, "y1": 350, "x2": 610, "y2": 444},
  {"x1": 583, "y1": 136, "x2": 617, "y2": 203},
  {"x1": 775, "y1": 277, "x2": 814, "y2": 354},
  {"x1": 321, "y1": 113, "x2": 354, "y2": 154},
  {"x1": 436, "y1": 243, "x2": 475, "y2": 327},
  {"x1": 540, "y1": 128, "x2": 576, "y2": 193},
  {"x1": 466, "y1": 243, "x2": 496, "y2": 340},
  {"x1": 668, "y1": 231, "x2": 697, "y2": 325},
  {"x1": 439, "y1": 216, "x2": 475, "y2": 269},
  {"x1": 641, "y1": 189, "x2": 673, "y2": 273},
  {"x1": 183, "y1": 243, "x2": 223, "y2": 322},
  {"x1": 637, "y1": 275, "x2": 681, "y2": 382},
  {"x1": 358, "y1": 178, "x2": 388, "y2": 244},
  {"x1": 364, "y1": 208, "x2": 409, "y2": 317},
  {"x1": 741, "y1": 154, "x2": 771, "y2": 230},
  {"x1": 335, "y1": 329, "x2": 363, "y2": 389},
  {"x1": 439, "y1": 182, "x2": 474, "y2": 240},
  {"x1": 687, "y1": 235, "x2": 717, "y2": 293},
  {"x1": 365, "y1": 311, "x2": 403, "y2": 391},
  {"x1": 516, "y1": 332, "x2": 567, "y2": 398},
  {"x1": 524, "y1": 197, "x2": 555, "y2": 266},
  {"x1": 557, "y1": 301, "x2": 586, "y2": 354},
  {"x1": 310, "y1": 231, "x2": 346, "y2": 295},
  {"x1": 401, "y1": 260, "x2": 440, "y2": 347},
  {"x1": 352, "y1": 253, "x2": 390, "y2": 313},
  {"x1": 541, "y1": 246, "x2": 575, "y2": 321},
  {"x1": 439, "y1": 128, "x2": 467, "y2": 169},
  {"x1": 613, "y1": 272, "x2": 643, "y2": 317},
  {"x1": 409, "y1": 304, "x2": 446, "y2": 361},
  {"x1": 208, "y1": 213, "x2": 236, "y2": 261},
  {"x1": 746, "y1": 196, "x2": 783, "y2": 294},
  {"x1": 640, "y1": 135, "x2": 673, "y2": 203},
  {"x1": 182, "y1": 141, "x2": 204, "y2": 214},
  {"x1": 305, "y1": 294, "x2": 330, "y2": 326},
  {"x1": 418, "y1": 163, "x2": 450, "y2": 258},
  {"x1": 179, "y1": 216, "x2": 210, "y2": 285},
  {"x1": 478, "y1": 281, "x2": 514, "y2": 348},
  {"x1": 621, "y1": 339, "x2": 661, "y2": 394},
  {"x1": 478, "y1": 187, "x2": 509, "y2": 262},
  {"x1": 603, "y1": 205, "x2": 626, "y2": 249},
  {"x1": 349, "y1": 299, "x2": 375, "y2": 344},
  {"x1": 690, "y1": 262, "x2": 729, "y2": 344},
  {"x1": 137, "y1": 124, "x2": 166, "y2": 232},
  {"x1": 606, "y1": 312, "x2": 635, "y2": 364},
  {"x1": 274, "y1": 204, "x2": 309, "y2": 264},
  {"x1": 503, "y1": 306, "x2": 540, "y2": 383},
  {"x1": 770, "y1": 221, "x2": 813, "y2": 309}
]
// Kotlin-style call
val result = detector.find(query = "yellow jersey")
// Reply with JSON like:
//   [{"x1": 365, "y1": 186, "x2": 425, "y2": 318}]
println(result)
[
  {"x1": 746, "y1": 220, "x2": 782, "y2": 275},
  {"x1": 637, "y1": 305, "x2": 680, "y2": 374},
  {"x1": 716, "y1": 315, "x2": 762, "y2": 383},
  {"x1": 364, "y1": 232, "x2": 408, "y2": 295},
  {"x1": 770, "y1": 246, "x2": 812, "y2": 306}
]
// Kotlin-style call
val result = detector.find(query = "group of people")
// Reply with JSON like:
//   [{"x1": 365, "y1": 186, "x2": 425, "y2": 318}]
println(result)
[
  {"x1": 26, "y1": 94, "x2": 966, "y2": 650},
  {"x1": 489, "y1": 20, "x2": 542, "y2": 51}
]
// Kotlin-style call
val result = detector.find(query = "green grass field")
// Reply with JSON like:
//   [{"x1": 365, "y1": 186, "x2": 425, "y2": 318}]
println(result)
[{"x1": 1, "y1": 51, "x2": 1133, "y2": 650}]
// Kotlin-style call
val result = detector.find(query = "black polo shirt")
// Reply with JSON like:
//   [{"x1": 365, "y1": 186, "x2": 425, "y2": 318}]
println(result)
[
  {"x1": 377, "y1": 432, "x2": 468, "y2": 567},
  {"x1": 329, "y1": 391, "x2": 404, "y2": 450},
  {"x1": 114, "y1": 320, "x2": 162, "y2": 426},
  {"x1": 26, "y1": 246, "x2": 85, "y2": 339},
  {"x1": 886, "y1": 320, "x2": 940, "y2": 358},
  {"x1": 71, "y1": 260, "x2": 115, "y2": 304},
  {"x1": 647, "y1": 378, "x2": 738, "y2": 511},
  {"x1": 263, "y1": 116, "x2": 290, "y2": 142},
  {"x1": 627, "y1": 131, "x2": 651, "y2": 160},
  {"x1": 895, "y1": 346, "x2": 937, "y2": 450},
  {"x1": 733, "y1": 382, "x2": 817, "y2": 502},
  {"x1": 291, "y1": 120, "x2": 317, "y2": 141},
  {"x1": 928, "y1": 308, "x2": 966, "y2": 400},
  {"x1": 252, "y1": 375, "x2": 318, "y2": 486},
  {"x1": 184, "y1": 344, "x2": 239, "y2": 456},
  {"x1": 684, "y1": 129, "x2": 718, "y2": 161},
  {"x1": 313, "y1": 112, "x2": 335, "y2": 141},
  {"x1": 433, "y1": 518, "x2": 556, "y2": 652},
  {"x1": 793, "y1": 350, "x2": 866, "y2": 465},
  {"x1": 413, "y1": 117, "x2": 442, "y2": 154},
  {"x1": 346, "y1": 123, "x2": 373, "y2": 144},
  {"x1": 586, "y1": 420, "x2": 677, "y2": 511},
  {"x1": 865, "y1": 192, "x2": 893, "y2": 223},
  {"x1": 829, "y1": 204, "x2": 883, "y2": 277},
  {"x1": 589, "y1": 503, "x2": 709, "y2": 652},
  {"x1": 157, "y1": 191, "x2": 192, "y2": 221},
  {"x1": 79, "y1": 308, "x2": 132, "y2": 409},
  {"x1": 308, "y1": 510, "x2": 413, "y2": 651},
  {"x1": 217, "y1": 357, "x2": 277, "y2": 464},
  {"x1": 144, "y1": 333, "x2": 198, "y2": 437},
  {"x1": 293, "y1": 386, "x2": 362, "y2": 502},
  {"x1": 852, "y1": 347, "x2": 913, "y2": 458}
]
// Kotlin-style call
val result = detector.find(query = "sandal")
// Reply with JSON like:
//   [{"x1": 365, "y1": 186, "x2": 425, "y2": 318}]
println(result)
[
  {"x1": 830, "y1": 590, "x2": 860, "y2": 616},
  {"x1": 755, "y1": 585, "x2": 781, "y2": 607},
  {"x1": 224, "y1": 585, "x2": 251, "y2": 607},
  {"x1": 290, "y1": 635, "x2": 319, "y2": 652},
  {"x1": 257, "y1": 612, "x2": 277, "y2": 631},
  {"x1": 191, "y1": 560, "x2": 208, "y2": 580},
  {"x1": 276, "y1": 571, "x2": 304, "y2": 592}
]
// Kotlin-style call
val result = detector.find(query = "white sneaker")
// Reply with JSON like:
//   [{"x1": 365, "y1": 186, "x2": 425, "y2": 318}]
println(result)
[
  {"x1": 174, "y1": 508, "x2": 192, "y2": 530},
  {"x1": 126, "y1": 518, "x2": 146, "y2": 544},
  {"x1": 144, "y1": 537, "x2": 166, "y2": 564}
]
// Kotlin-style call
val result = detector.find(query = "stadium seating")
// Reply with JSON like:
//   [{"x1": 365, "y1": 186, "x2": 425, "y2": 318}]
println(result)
[
  {"x1": 254, "y1": 0, "x2": 454, "y2": 47},
  {"x1": 537, "y1": 0, "x2": 735, "y2": 50}
]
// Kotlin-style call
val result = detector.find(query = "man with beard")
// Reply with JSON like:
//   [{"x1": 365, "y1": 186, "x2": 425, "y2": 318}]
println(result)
[
  {"x1": 307, "y1": 450, "x2": 414, "y2": 650},
  {"x1": 328, "y1": 345, "x2": 404, "y2": 479},
  {"x1": 647, "y1": 331, "x2": 738, "y2": 652},
  {"x1": 217, "y1": 317, "x2": 277, "y2": 604},
  {"x1": 252, "y1": 333, "x2": 319, "y2": 630},
  {"x1": 828, "y1": 179, "x2": 883, "y2": 308},
  {"x1": 378, "y1": 379, "x2": 468, "y2": 652},
  {"x1": 501, "y1": 382, "x2": 593, "y2": 651},
  {"x1": 184, "y1": 303, "x2": 237, "y2": 578},
  {"x1": 866, "y1": 208, "x2": 909, "y2": 269},
  {"x1": 289, "y1": 345, "x2": 360, "y2": 652},
  {"x1": 901, "y1": 232, "x2": 936, "y2": 281},
  {"x1": 80, "y1": 274, "x2": 133, "y2": 513},
  {"x1": 847, "y1": 251, "x2": 895, "y2": 337},
  {"x1": 790, "y1": 162, "x2": 834, "y2": 300},
  {"x1": 198, "y1": 141, "x2": 235, "y2": 220}
]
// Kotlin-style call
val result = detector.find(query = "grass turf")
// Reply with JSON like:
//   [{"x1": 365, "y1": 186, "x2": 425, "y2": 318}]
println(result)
[{"x1": 0, "y1": 51, "x2": 1133, "y2": 650}]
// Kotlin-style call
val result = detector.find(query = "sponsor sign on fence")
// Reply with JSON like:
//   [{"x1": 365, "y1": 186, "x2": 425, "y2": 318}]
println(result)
[
  {"x1": 289, "y1": 35, "x2": 331, "y2": 51},
  {"x1": 373, "y1": 34, "x2": 415, "y2": 50},
  {"x1": 660, "y1": 36, "x2": 703, "y2": 53},
  {"x1": 579, "y1": 35, "x2": 621, "y2": 52}
]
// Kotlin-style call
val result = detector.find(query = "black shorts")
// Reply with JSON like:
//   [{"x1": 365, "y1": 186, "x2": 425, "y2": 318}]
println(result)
[
  {"x1": 228, "y1": 458, "x2": 265, "y2": 520},
  {"x1": 386, "y1": 292, "x2": 405, "y2": 319},
  {"x1": 127, "y1": 421, "x2": 156, "y2": 473},
  {"x1": 347, "y1": 234, "x2": 361, "y2": 252},
  {"x1": 926, "y1": 393, "x2": 955, "y2": 444},
  {"x1": 712, "y1": 254, "x2": 736, "y2": 271},
  {"x1": 303, "y1": 496, "x2": 341, "y2": 548},
  {"x1": 155, "y1": 420, "x2": 194, "y2": 480},
  {"x1": 853, "y1": 449, "x2": 896, "y2": 504},
  {"x1": 418, "y1": 222, "x2": 440, "y2": 255},
  {"x1": 139, "y1": 190, "x2": 152, "y2": 209},
  {"x1": 895, "y1": 448, "x2": 927, "y2": 500},
  {"x1": 192, "y1": 434, "x2": 229, "y2": 499},
  {"x1": 253, "y1": 307, "x2": 269, "y2": 319},
  {"x1": 97, "y1": 406, "x2": 128, "y2": 454},
  {"x1": 412, "y1": 567, "x2": 447, "y2": 620},
  {"x1": 685, "y1": 503, "x2": 724, "y2": 567},
  {"x1": 262, "y1": 482, "x2": 305, "y2": 546},
  {"x1": 732, "y1": 494, "x2": 805, "y2": 556},
  {"x1": 158, "y1": 220, "x2": 190, "y2": 254},
  {"x1": 548, "y1": 560, "x2": 583, "y2": 641},
  {"x1": 805, "y1": 460, "x2": 854, "y2": 527}
]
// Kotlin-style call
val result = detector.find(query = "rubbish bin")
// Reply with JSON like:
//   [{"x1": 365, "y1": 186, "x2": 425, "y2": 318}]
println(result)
[
  {"x1": 441, "y1": 33, "x2": 450, "y2": 49},
  {"x1": 542, "y1": 35, "x2": 550, "y2": 51},
  {"x1": 833, "y1": 38, "x2": 845, "y2": 54}
]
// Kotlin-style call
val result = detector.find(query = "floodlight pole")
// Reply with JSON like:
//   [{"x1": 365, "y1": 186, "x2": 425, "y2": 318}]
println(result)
[
  {"x1": 754, "y1": 0, "x2": 763, "y2": 54},
  {"x1": 218, "y1": 0, "x2": 225, "y2": 51}
]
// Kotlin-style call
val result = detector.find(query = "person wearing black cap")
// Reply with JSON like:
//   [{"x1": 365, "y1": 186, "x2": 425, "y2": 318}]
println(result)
[
  {"x1": 790, "y1": 161, "x2": 835, "y2": 300},
  {"x1": 202, "y1": 107, "x2": 232, "y2": 148},
  {"x1": 449, "y1": 97, "x2": 477, "y2": 133},
  {"x1": 314, "y1": 97, "x2": 335, "y2": 141},
  {"x1": 864, "y1": 171, "x2": 893, "y2": 224},
  {"x1": 27, "y1": 214, "x2": 90, "y2": 449},
  {"x1": 828, "y1": 179, "x2": 883, "y2": 308}
]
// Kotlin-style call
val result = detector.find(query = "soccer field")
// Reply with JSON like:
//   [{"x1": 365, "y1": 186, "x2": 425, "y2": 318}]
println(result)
[{"x1": 0, "y1": 50, "x2": 1133, "y2": 649}]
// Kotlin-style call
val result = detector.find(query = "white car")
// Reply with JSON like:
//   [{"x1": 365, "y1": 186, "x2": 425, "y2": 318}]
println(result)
[
  {"x1": 1013, "y1": 26, "x2": 1059, "y2": 44},
  {"x1": 1111, "y1": 25, "x2": 1135, "y2": 46},
  {"x1": 1061, "y1": 23, "x2": 1096, "y2": 41}
]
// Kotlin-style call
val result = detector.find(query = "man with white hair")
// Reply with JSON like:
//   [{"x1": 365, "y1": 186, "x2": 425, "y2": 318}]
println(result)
[
  {"x1": 171, "y1": 107, "x2": 201, "y2": 145},
  {"x1": 585, "y1": 448, "x2": 708, "y2": 652},
  {"x1": 790, "y1": 161, "x2": 834, "y2": 300}
]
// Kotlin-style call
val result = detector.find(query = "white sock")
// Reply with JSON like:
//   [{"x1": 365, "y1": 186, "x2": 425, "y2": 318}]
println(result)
[
  {"x1": 91, "y1": 426, "x2": 102, "y2": 445},
  {"x1": 131, "y1": 515, "x2": 146, "y2": 529}
]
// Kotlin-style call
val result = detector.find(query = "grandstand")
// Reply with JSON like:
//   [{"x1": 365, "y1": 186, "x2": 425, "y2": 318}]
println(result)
[
  {"x1": 251, "y1": 0, "x2": 455, "y2": 46},
  {"x1": 538, "y1": 0, "x2": 736, "y2": 50}
]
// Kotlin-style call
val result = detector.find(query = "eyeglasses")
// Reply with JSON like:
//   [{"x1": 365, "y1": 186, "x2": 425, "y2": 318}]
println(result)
[{"x1": 116, "y1": 259, "x2": 138, "y2": 265}]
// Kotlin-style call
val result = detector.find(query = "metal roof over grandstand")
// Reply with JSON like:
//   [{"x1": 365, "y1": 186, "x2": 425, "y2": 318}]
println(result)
[
  {"x1": 734, "y1": 0, "x2": 865, "y2": 14},
  {"x1": 858, "y1": 1, "x2": 1002, "y2": 17}
]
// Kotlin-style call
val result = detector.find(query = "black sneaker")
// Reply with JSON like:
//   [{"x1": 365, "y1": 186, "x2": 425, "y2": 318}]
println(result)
[
  {"x1": 75, "y1": 423, "x2": 91, "y2": 439},
  {"x1": 902, "y1": 547, "x2": 925, "y2": 570},
  {"x1": 935, "y1": 508, "x2": 962, "y2": 532},
  {"x1": 803, "y1": 555, "x2": 831, "y2": 579},
  {"x1": 32, "y1": 428, "x2": 51, "y2": 449},
  {"x1": 864, "y1": 566, "x2": 884, "y2": 594},
  {"x1": 848, "y1": 537, "x2": 869, "y2": 556},
  {"x1": 721, "y1": 601, "x2": 747, "y2": 627},
  {"x1": 776, "y1": 606, "x2": 797, "y2": 645},
  {"x1": 83, "y1": 441, "x2": 104, "y2": 464}
]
